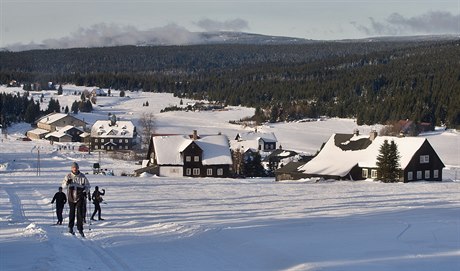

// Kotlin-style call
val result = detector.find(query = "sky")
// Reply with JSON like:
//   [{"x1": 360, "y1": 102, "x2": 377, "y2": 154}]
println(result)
[
  {"x1": 0, "y1": 85, "x2": 459, "y2": 271},
  {"x1": 0, "y1": 0, "x2": 459, "y2": 50}
]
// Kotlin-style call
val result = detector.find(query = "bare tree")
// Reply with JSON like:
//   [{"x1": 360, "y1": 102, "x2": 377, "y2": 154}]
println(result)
[{"x1": 139, "y1": 112, "x2": 155, "y2": 149}]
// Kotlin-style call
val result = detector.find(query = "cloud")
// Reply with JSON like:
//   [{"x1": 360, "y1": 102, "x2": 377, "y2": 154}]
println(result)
[
  {"x1": 5, "y1": 23, "x2": 204, "y2": 51},
  {"x1": 194, "y1": 18, "x2": 249, "y2": 32},
  {"x1": 352, "y1": 11, "x2": 460, "y2": 36},
  {"x1": 5, "y1": 19, "x2": 251, "y2": 51}
]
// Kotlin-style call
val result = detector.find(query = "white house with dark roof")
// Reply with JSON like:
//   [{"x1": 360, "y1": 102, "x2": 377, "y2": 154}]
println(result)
[
  {"x1": 290, "y1": 131, "x2": 445, "y2": 182},
  {"x1": 90, "y1": 117, "x2": 137, "y2": 151},
  {"x1": 145, "y1": 131, "x2": 233, "y2": 177}
]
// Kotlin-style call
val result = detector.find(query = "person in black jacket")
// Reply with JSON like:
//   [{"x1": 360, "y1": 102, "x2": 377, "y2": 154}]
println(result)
[
  {"x1": 51, "y1": 187, "x2": 67, "y2": 225},
  {"x1": 91, "y1": 186, "x2": 105, "y2": 221}
]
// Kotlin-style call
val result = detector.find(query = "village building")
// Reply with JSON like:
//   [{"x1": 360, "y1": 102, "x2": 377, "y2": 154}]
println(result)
[
  {"x1": 90, "y1": 116, "x2": 137, "y2": 151},
  {"x1": 36, "y1": 113, "x2": 86, "y2": 132},
  {"x1": 263, "y1": 149, "x2": 299, "y2": 171},
  {"x1": 44, "y1": 125, "x2": 85, "y2": 143},
  {"x1": 231, "y1": 131, "x2": 278, "y2": 154},
  {"x1": 26, "y1": 113, "x2": 87, "y2": 140},
  {"x1": 276, "y1": 131, "x2": 444, "y2": 182},
  {"x1": 141, "y1": 130, "x2": 233, "y2": 178}
]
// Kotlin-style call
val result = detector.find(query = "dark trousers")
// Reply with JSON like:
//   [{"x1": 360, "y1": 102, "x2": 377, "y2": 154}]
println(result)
[
  {"x1": 92, "y1": 202, "x2": 102, "y2": 219},
  {"x1": 68, "y1": 200, "x2": 85, "y2": 232},
  {"x1": 56, "y1": 205, "x2": 64, "y2": 223}
]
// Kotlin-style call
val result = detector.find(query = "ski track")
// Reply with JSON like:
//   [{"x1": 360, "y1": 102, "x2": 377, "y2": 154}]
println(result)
[
  {"x1": 4, "y1": 185, "x2": 133, "y2": 271},
  {"x1": 5, "y1": 187, "x2": 27, "y2": 224},
  {"x1": 81, "y1": 237, "x2": 134, "y2": 271}
]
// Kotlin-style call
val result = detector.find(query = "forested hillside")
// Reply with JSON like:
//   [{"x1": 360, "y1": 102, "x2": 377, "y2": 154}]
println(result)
[{"x1": 1, "y1": 40, "x2": 459, "y2": 127}]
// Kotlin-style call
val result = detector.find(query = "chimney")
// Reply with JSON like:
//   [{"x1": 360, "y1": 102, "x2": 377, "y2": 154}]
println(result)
[
  {"x1": 369, "y1": 130, "x2": 378, "y2": 141},
  {"x1": 353, "y1": 129, "x2": 359, "y2": 136},
  {"x1": 192, "y1": 130, "x2": 198, "y2": 140}
]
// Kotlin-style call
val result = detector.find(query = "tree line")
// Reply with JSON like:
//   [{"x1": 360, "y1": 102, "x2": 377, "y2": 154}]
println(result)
[{"x1": 1, "y1": 40, "x2": 459, "y2": 128}]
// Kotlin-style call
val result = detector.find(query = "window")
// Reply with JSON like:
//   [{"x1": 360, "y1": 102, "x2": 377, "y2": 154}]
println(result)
[
  {"x1": 417, "y1": 171, "x2": 422, "y2": 180},
  {"x1": 194, "y1": 156, "x2": 200, "y2": 162},
  {"x1": 420, "y1": 155, "x2": 429, "y2": 164},
  {"x1": 217, "y1": 168, "x2": 223, "y2": 176},
  {"x1": 119, "y1": 146, "x2": 122, "y2": 149},
  {"x1": 433, "y1": 170, "x2": 439, "y2": 179},
  {"x1": 371, "y1": 169, "x2": 378, "y2": 178},
  {"x1": 362, "y1": 169, "x2": 368, "y2": 178},
  {"x1": 101, "y1": 139, "x2": 105, "y2": 143},
  {"x1": 425, "y1": 170, "x2": 430, "y2": 179},
  {"x1": 407, "y1": 171, "x2": 413, "y2": 181},
  {"x1": 186, "y1": 168, "x2": 191, "y2": 175},
  {"x1": 207, "y1": 168, "x2": 213, "y2": 176},
  {"x1": 110, "y1": 139, "x2": 113, "y2": 143},
  {"x1": 125, "y1": 139, "x2": 128, "y2": 143},
  {"x1": 125, "y1": 146, "x2": 128, "y2": 150},
  {"x1": 186, "y1": 156, "x2": 191, "y2": 162},
  {"x1": 95, "y1": 139, "x2": 98, "y2": 143},
  {"x1": 193, "y1": 168, "x2": 200, "y2": 175},
  {"x1": 119, "y1": 139, "x2": 123, "y2": 143}
]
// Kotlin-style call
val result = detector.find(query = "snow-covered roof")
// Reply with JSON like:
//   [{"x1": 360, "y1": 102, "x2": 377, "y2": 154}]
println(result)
[
  {"x1": 298, "y1": 134, "x2": 428, "y2": 177},
  {"x1": 38, "y1": 113, "x2": 69, "y2": 124},
  {"x1": 236, "y1": 131, "x2": 277, "y2": 143},
  {"x1": 153, "y1": 134, "x2": 232, "y2": 165},
  {"x1": 91, "y1": 120, "x2": 136, "y2": 138},
  {"x1": 229, "y1": 139, "x2": 260, "y2": 152},
  {"x1": 45, "y1": 125, "x2": 82, "y2": 139},
  {"x1": 27, "y1": 128, "x2": 49, "y2": 135}
]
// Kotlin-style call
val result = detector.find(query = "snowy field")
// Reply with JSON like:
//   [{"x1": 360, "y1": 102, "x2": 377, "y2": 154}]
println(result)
[{"x1": 0, "y1": 85, "x2": 459, "y2": 270}]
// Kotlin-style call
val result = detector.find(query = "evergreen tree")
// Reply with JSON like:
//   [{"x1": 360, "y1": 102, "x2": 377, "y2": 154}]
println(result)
[
  {"x1": 388, "y1": 140, "x2": 401, "y2": 181},
  {"x1": 46, "y1": 98, "x2": 60, "y2": 113},
  {"x1": 57, "y1": 84, "x2": 63, "y2": 95},
  {"x1": 244, "y1": 152, "x2": 266, "y2": 177},
  {"x1": 120, "y1": 90, "x2": 126, "y2": 97},
  {"x1": 376, "y1": 139, "x2": 400, "y2": 182},
  {"x1": 24, "y1": 101, "x2": 40, "y2": 123},
  {"x1": 71, "y1": 100, "x2": 79, "y2": 114},
  {"x1": 64, "y1": 105, "x2": 69, "y2": 114}
]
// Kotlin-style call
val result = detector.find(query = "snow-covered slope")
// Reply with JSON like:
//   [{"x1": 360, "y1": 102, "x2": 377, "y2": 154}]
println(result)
[{"x1": 1, "y1": 85, "x2": 459, "y2": 271}]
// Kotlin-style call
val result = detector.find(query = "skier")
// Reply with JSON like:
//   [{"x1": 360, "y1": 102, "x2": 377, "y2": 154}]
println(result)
[
  {"x1": 62, "y1": 162, "x2": 90, "y2": 237},
  {"x1": 91, "y1": 186, "x2": 105, "y2": 221},
  {"x1": 51, "y1": 187, "x2": 67, "y2": 225}
]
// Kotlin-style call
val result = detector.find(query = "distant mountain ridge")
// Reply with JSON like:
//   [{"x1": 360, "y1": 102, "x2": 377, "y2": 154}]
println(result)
[{"x1": 3, "y1": 31, "x2": 458, "y2": 52}]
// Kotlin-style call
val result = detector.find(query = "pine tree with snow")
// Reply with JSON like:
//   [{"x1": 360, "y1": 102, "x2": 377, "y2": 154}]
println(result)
[{"x1": 376, "y1": 139, "x2": 400, "y2": 182}]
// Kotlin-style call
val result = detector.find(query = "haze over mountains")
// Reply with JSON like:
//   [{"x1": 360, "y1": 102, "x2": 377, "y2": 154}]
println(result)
[{"x1": 3, "y1": 28, "x2": 459, "y2": 52}]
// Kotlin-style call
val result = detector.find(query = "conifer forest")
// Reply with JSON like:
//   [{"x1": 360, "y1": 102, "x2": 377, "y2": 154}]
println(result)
[{"x1": 1, "y1": 39, "x2": 459, "y2": 128}]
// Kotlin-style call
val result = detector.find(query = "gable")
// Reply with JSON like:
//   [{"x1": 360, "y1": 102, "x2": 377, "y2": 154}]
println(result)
[
  {"x1": 152, "y1": 134, "x2": 232, "y2": 166},
  {"x1": 299, "y1": 134, "x2": 428, "y2": 177}
]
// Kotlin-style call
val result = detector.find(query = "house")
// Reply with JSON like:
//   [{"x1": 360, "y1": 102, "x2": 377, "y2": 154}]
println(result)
[
  {"x1": 274, "y1": 161, "x2": 308, "y2": 181},
  {"x1": 36, "y1": 113, "x2": 87, "y2": 132},
  {"x1": 398, "y1": 120, "x2": 434, "y2": 136},
  {"x1": 279, "y1": 131, "x2": 444, "y2": 182},
  {"x1": 91, "y1": 88, "x2": 107, "y2": 97},
  {"x1": 90, "y1": 116, "x2": 137, "y2": 151},
  {"x1": 232, "y1": 131, "x2": 278, "y2": 153},
  {"x1": 263, "y1": 149, "x2": 299, "y2": 171},
  {"x1": 143, "y1": 130, "x2": 233, "y2": 178},
  {"x1": 27, "y1": 113, "x2": 87, "y2": 140},
  {"x1": 44, "y1": 125, "x2": 85, "y2": 143},
  {"x1": 26, "y1": 128, "x2": 49, "y2": 140}
]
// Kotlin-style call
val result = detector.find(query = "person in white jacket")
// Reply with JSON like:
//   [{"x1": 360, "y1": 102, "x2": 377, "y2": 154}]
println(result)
[{"x1": 62, "y1": 162, "x2": 90, "y2": 237}]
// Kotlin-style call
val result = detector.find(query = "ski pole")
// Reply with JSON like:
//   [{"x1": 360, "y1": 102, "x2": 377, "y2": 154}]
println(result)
[
  {"x1": 52, "y1": 203, "x2": 55, "y2": 224},
  {"x1": 88, "y1": 197, "x2": 91, "y2": 231}
]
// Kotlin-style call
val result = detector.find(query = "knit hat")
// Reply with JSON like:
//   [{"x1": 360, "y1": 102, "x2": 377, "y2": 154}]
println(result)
[{"x1": 71, "y1": 162, "x2": 79, "y2": 169}]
